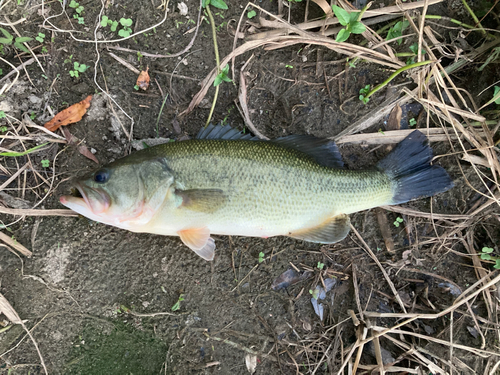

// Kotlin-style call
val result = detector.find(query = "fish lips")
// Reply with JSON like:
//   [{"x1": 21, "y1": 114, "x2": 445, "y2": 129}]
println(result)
[{"x1": 60, "y1": 182, "x2": 111, "y2": 215}]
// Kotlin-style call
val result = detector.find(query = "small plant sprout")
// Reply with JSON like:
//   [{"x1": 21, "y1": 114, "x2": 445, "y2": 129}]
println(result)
[
  {"x1": 332, "y1": 5, "x2": 366, "y2": 43},
  {"x1": 258, "y1": 251, "x2": 265, "y2": 263},
  {"x1": 69, "y1": 0, "x2": 85, "y2": 24},
  {"x1": 70, "y1": 62, "x2": 88, "y2": 78},
  {"x1": 100, "y1": 15, "x2": 113, "y2": 27},
  {"x1": 214, "y1": 64, "x2": 231, "y2": 86},
  {"x1": 118, "y1": 18, "x2": 133, "y2": 37},
  {"x1": 41, "y1": 159, "x2": 50, "y2": 168},
  {"x1": 0, "y1": 111, "x2": 6, "y2": 119},
  {"x1": 409, "y1": 117, "x2": 417, "y2": 127},
  {"x1": 35, "y1": 32, "x2": 45, "y2": 43},
  {"x1": 480, "y1": 247, "x2": 500, "y2": 269},
  {"x1": 247, "y1": 10, "x2": 256, "y2": 18},
  {"x1": 309, "y1": 288, "x2": 319, "y2": 300},
  {"x1": 0, "y1": 125, "x2": 7, "y2": 132},
  {"x1": 386, "y1": 20, "x2": 409, "y2": 45},
  {"x1": 285, "y1": 64, "x2": 294, "y2": 69},
  {"x1": 171, "y1": 294, "x2": 185, "y2": 311},
  {"x1": 317, "y1": 262, "x2": 325, "y2": 270},
  {"x1": 0, "y1": 28, "x2": 33, "y2": 53},
  {"x1": 407, "y1": 43, "x2": 427, "y2": 65},
  {"x1": 359, "y1": 84, "x2": 371, "y2": 104},
  {"x1": 393, "y1": 217, "x2": 404, "y2": 227}
]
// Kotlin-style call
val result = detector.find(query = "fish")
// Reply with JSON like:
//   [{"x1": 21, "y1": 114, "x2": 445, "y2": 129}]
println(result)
[{"x1": 60, "y1": 125, "x2": 453, "y2": 261}]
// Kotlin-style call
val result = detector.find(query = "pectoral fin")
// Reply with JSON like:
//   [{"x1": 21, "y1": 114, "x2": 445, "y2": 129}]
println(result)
[
  {"x1": 175, "y1": 189, "x2": 227, "y2": 213},
  {"x1": 289, "y1": 214, "x2": 351, "y2": 243},
  {"x1": 178, "y1": 227, "x2": 216, "y2": 261}
]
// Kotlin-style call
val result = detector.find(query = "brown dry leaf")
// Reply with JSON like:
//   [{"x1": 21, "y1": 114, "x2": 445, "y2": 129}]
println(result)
[
  {"x1": 311, "y1": 0, "x2": 334, "y2": 16},
  {"x1": 44, "y1": 95, "x2": 92, "y2": 132},
  {"x1": 0, "y1": 292, "x2": 22, "y2": 324},
  {"x1": 386, "y1": 103, "x2": 402, "y2": 131},
  {"x1": 136, "y1": 67, "x2": 150, "y2": 90},
  {"x1": 61, "y1": 128, "x2": 99, "y2": 164}
]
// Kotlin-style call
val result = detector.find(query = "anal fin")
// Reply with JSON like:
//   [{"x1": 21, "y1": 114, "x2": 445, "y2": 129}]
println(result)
[
  {"x1": 178, "y1": 227, "x2": 216, "y2": 261},
  {"x1": 289, "y1": 214, "x2": 351, "y2": 244}
]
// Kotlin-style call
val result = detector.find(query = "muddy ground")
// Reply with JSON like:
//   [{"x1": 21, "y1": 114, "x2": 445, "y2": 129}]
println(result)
[{"x1": 0, "y1": 0, "x2": 499, "y2": 374}]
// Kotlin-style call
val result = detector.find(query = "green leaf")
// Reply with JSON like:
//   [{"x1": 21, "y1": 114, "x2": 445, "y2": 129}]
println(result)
[
  {"x1": 77, "y1": 64, "x2": 87, "y2": 72},
  {"x1": 41, "y1": 159, "x2": 50, "y2": 168},
  {"x1": 0, "y1": 38, "x2": 12, "y2": 45},
  {"x1": 69, "y1": 0, "x2": 78, "y2": 8},
  {"x1": 15, "y1": 37, "x2": 32, "y2": 43},
  {"x1": 202, "y1": 0, "x2": 210, "y2": 7},
  {"x1": 494, "y1": 259, "x2": 500, "y2": 269},
  {"x1": 0, "y1": 28, "x2": 13, "y2": 41},
  {"x1": 336, "y1": 28, "x2": 350, "y2": 42},
  {"x1": 120, "y1": 18, "x2": 133, "y2": 27},
  {"x1": 13, "y1": 42, "x2": 29, "y2": 53},
  {"x1": 0, "y1": 142, "x2": 48, "y2": 157},
  {"x1": 332, "y1": 5, "x2": 350, "y2": 26},
  {"x1": 118, "y1": 29, "x2": 130, "y2": 37},
  {"x1": 247, "y1": 10, "x2": 256, "y2": 18},
  {"x1": 409, "y1": 43, "x2": 419, "y2": 55},
  {"x1": 101, "y1": 15, "x2": 109, "y2": 27},
  {"x1": 350, "y1": 21, "x2": 366, "y2": 34},
  {"x1": 494, "y1": 86, "x2": 500, "y2": 105},
  {"x1": 0, "y1": 111, "x2": 6, "y2": 119},
  {"x1": 482, "y1": 246, "x2": 494, "y2": 253},
  {"x1": 349, "y1": 11, "x2": 359, "y2": 23},
  {"x1": 110, "y1": 21, "x2": 118, "y2": 32},
  {"x1": 210, "y1": 0, "x2": 228, "y2": 9},
  {"x1": 214, "y1": 75, "x2": 223, "y2": 86},
  {"x1": 481, "y1": 253, "x2": 491, "y2": 260}
]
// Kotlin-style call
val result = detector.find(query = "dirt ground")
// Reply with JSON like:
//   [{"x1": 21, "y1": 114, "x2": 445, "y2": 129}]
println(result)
[{"x1": 1, "y1": 0, "x2": 500, "y2": 374}]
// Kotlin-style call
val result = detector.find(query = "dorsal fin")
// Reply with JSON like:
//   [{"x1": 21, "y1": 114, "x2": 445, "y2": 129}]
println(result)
[
  {"x1": 196, "y1": 124, "x2": 258, "y2": 141},
  {"x1": 272, "y1": 135, "x2": 344, "y2": 169}
]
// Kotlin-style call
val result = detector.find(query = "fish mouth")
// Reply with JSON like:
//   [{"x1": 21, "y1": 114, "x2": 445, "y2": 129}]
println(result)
[{"x1": 60, "y1": 182, "x2": 111, "y2": 215}]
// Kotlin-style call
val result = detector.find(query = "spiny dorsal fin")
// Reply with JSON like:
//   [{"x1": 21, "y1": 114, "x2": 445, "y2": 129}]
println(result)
[
  {"x1": 289, "y1": 214, "x2": 350, "y2": 243},
  {"x1": 272, "y1": 135, "x2": 344, "y2": 169},
  {"x1": 196, "y1": 124, "x2": 258, "y2": 141},
  {"x1": 175, "y1": 188, "x2": 227, "y2": 213}
]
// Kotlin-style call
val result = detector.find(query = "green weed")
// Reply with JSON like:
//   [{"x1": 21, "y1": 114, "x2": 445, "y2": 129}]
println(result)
[
  {"x1": 332, "y1": 5, "x2": 366, "y2": 43},
  {"x1": 70, "y1": 61, "x2": 88, "y2": 78},
  {"x1": 0, "y1": 28, "x2": 32, "y2": 53}
]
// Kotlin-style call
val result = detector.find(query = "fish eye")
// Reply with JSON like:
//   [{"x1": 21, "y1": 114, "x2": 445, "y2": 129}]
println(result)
[{"x1": 93, "y1": 169, "x2": 109, "y2": 184}]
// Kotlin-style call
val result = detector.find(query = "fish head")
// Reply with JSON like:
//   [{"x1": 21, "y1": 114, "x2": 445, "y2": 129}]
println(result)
[{"x1": 60, "y1": 158, "x2": 174, "y2": 228}]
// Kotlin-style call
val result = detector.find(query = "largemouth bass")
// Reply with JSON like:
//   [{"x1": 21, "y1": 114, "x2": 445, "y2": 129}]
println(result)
[{"x1": 60, "y1": 125, "x2": 453, "y2": 261}]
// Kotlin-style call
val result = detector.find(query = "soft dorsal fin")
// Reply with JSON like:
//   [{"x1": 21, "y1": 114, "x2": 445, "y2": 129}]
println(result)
[
  {"x1": 196, "y1": 124, "x2": 258, "y2": 141},
  {"x1": 289, "y1": 214, "x2": 350, "y2": 243},
  {"x1": 272, "y1": 135, "x2": 344, "y2": 168}
]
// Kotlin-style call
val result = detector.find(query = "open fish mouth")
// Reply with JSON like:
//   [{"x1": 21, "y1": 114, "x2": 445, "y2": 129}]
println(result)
[{"x1": 60, "y1": 182, "x2": 111, "y2": 215}]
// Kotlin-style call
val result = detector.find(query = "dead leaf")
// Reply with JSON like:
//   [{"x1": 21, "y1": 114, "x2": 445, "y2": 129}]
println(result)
[
  {"x1": 0, "y1": 293, "x2": 22, "y2": 324},
  {"x1": 61, "y1": 128, "x2": 99, "y2": 164},
  {"x1": 136, "y1": 67, "x2": 150, "y2": 90},
  {"x1": 44, "y1": 95, "x2": 92, "y2": 132},
  {"x1": 245, "y1": 354, "x2": 257, "y2": 374},
  {"x1": 311, "y1": 0, "x2": 333, "y2": 16},
  {"x1": 386, "y1": 103, "x2": 402, "y2": 131}
]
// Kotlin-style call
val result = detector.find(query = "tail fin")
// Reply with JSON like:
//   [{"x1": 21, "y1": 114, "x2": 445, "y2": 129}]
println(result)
[{"x1": 377, "y1": 130, "x2": 453, "y2": 205}]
